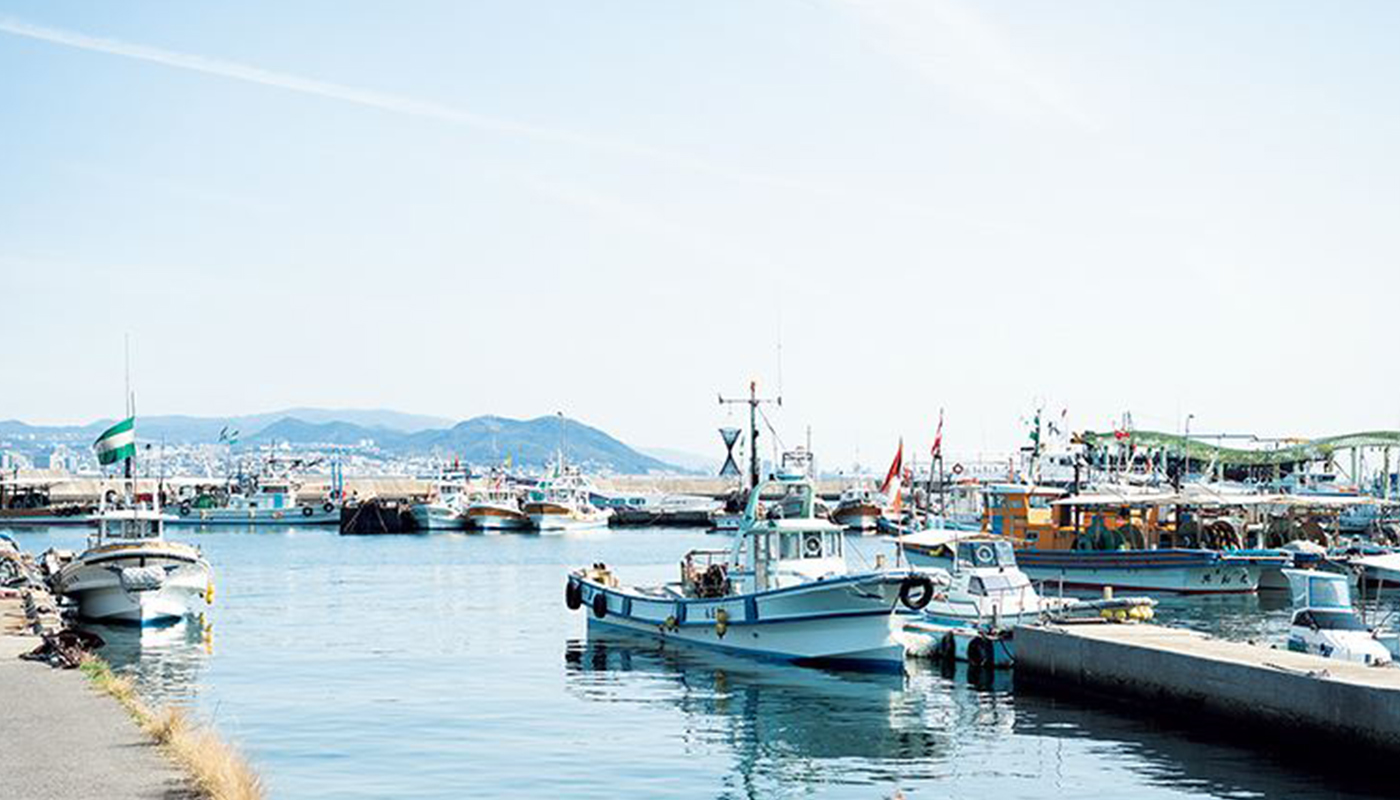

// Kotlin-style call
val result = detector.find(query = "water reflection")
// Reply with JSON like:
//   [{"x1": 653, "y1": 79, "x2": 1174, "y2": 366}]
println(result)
[
  {"x1": 565, "y1": 631, "x2": 965, "y2": 797},
  {"x1": 1012, "y1": 684, "x2": 1392, "y2": 799},
  {"x1": 81, "y1": 618, "x2": 210, "y2": 707}
]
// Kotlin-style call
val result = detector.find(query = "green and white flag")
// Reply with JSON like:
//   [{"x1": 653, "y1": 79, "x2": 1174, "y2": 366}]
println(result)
[{"x1": 93, "y1": 417, "x2": 136, "y2": 466}]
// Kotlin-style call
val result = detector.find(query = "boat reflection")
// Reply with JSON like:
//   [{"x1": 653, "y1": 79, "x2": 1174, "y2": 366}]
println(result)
[
  {"x1": 565, "y1": 629, "x2": 957, "y2": 793},
  {"x1": 81, "y1": 618, "x2": 211, "y2": 707}
]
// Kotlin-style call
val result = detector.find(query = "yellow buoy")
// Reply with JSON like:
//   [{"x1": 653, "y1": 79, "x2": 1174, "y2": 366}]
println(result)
[
  {"x1": 204, "y1": 583, "x2": 216, "y2": 604},
  {"x1": 715, "y1": 608, "x2": 729, "y2": 638}
]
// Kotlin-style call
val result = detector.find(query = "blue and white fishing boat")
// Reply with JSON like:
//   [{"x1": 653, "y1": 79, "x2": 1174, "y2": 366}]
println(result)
[{"x1": 566, "y1": 473, "x2": 936, "y2": 671}]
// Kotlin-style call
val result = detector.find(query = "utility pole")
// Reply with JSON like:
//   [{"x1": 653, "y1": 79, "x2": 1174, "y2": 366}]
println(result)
[{"x1": 719, "y1": 380, "x2": 781, "y2": 491}]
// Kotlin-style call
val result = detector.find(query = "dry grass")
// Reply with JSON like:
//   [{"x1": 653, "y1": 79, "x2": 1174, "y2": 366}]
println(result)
[{"x1": 80, "y1": 655, "x2": 265, "y2": 800}]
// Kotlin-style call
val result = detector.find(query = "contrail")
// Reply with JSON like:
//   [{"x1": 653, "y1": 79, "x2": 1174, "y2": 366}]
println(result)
[
  {"x1": 0, "y1": 16, "x2": 693, "y2": 163},
  {"x1": 0, "y1": 15, "x2": 1026, "y2": 232}
]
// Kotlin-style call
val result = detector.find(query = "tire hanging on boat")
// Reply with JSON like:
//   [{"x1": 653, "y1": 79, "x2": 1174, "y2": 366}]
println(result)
[
  {"x1": 967, "y1": 635, "x2": 994, "y2": 668},
  {"x1": 565, "y1": 580, "x2": 582, "y2": 610},
  {"x1": 302, "y1": 505, "x2": 314, "y2": 517},
  {"x1": 899, "y1": 574, "x2": 935, "y2": 611},
  {"x1": 592, "y1": 591, "x2": 608, "y2": 619},
  {"x1": 939, "y1": 631, "x2": 958, "y2": 661}
]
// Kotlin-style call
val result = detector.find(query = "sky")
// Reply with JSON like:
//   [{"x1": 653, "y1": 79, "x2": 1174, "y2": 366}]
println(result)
[{"x1": 2, "y1": 1, "x2": 1398, "y2": 469}]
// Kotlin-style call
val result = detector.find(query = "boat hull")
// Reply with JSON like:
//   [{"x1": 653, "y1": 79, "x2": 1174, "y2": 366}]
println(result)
[
  {"x1": 410, "y1": 503, "x2": 466, "y2": 531},
  {"x1": 526, "y1": 502, "x2": 609, "y2": 532},
  {"x1": 831, "y1": 504, "x2": 884, "y2": 532},
  {"x1": 465, "y1": 505, "x2": 530, "y2": 531},
  {"x1": 54, "y1": 545, "x2": 212, "y2": 626},
  {"x1": 1012, "y1": 549, "x2": 1269, "y2": 594},
  {"x1": 167, "y1": 505, "x2": 339, "y2": 526},
  {"x1": 570, "y1": 572, "x2": 912, "y2": 670}
]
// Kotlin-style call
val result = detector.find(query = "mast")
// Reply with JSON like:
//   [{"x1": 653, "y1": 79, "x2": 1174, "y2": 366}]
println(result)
[{"x1": 719, "y1": 380, "x2": 781, "y2": 491}]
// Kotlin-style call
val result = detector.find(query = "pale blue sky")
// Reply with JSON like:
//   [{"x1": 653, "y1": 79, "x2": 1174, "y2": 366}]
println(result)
[{"x1": 2, "y1": 1, "x2": 1398, "y2": 465}]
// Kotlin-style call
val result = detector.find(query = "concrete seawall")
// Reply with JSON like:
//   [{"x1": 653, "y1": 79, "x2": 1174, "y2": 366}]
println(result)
[
  {"x1": 1015, "y1": 622, "x2": 1400, "y2": 752},
  {"x1": 0, "y1": 632, "x2": 186, "y2": 799}
]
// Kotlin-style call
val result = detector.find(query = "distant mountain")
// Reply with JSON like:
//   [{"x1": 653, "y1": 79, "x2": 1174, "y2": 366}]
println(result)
[
  {"x1": 402, "y1": 416, "x2": 672, "y2": 474},
  {"x1": 0, "y1": 407, "x2": 454, "y2": 444},
  {"x1": 1, "y1": 409, "x2": 679, "y2": 474}
]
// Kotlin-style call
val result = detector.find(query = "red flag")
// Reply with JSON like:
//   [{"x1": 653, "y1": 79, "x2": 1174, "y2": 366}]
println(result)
[
  {"x1": 880, "y1": 439, "x2": 904, "y2": 496},
  {"x1": 931, "y1": 409, "x2": 944, "y2": 459}
]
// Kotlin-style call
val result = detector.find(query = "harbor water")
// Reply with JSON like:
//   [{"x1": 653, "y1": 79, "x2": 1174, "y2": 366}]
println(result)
[{"x1": 6, "y1": 524, "x2": 1396, "y2": 799}]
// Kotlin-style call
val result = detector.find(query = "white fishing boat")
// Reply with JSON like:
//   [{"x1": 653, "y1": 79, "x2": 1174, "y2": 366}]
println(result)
[
  {"x1": 830, "y1": 485, "x2": 887, "y2": 532},
  {"x1": 1283, "y1": 568, "x2": 1394, "y2": 666},
  {"x1": 53, "y1": 506, "x2": 213, "y2": 626},
  {"x1": 566, "y1": 473, "x2": 937, "y2": 670},
  {"x1": 464, "y1": 478, "x2": 530, "y2": 532},
  {"x1": 523, "y1": 466, "x2": 611, "y2": 532},
  {"x1": 409, "y1": 470, "x2": 471, "y2": 531},
  {"x1": 898, "y1": 529, "x2": 1069, "y2": 627}
]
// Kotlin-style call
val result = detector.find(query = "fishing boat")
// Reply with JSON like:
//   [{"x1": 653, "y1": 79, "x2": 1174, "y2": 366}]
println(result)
[
  {"x1": 464, "y1": 477, "x2": 530, "y2": 532},
  {"x1": 168, "y1": 469, "x2": 340, "y2": 526},
  {"x1": 830, "y1": 485, "x2": 887, "y2": 532},
  {"x1": 0, "y1": 479, "x2": 95, "y2": 526},
  {"x1": 1283, "y1": 568, "x2": 1394, "y2": 666},
  {"x1": 523, "y1": 466, "x2": 611, "y2": 531},
  {"x1": 565, "y1": 473, "x2": 936, "y2": 670},
  {"x1": 53, "y1": 505, "x2": 213, "y2": 625},
  {"x1": 984, "y1": 484, "x2": 1284, "y2": 594},
  {"x1": 409, "y1": 469, "x2": 471, "y2": 531},
  {"x1": 899, "y1": 529, "x2": 1068, "y2": 627}
]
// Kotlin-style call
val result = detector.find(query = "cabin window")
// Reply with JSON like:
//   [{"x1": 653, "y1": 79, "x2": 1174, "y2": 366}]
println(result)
[
  {"x1": 986, "y1": 496, "x2": 1004, "y2": 510},
  {"x1": 779, "y1": 533, "x2": 800, "y2": 560},
  {"x1": 1028, "y1": 496, "x2": 1052, "y2": 509},
  {"x1": 969, "y1": 577, "x2": 986, "y2": 596},
  {"x1": 824, "y1": 532, "x2": 843, "y2": 558}
]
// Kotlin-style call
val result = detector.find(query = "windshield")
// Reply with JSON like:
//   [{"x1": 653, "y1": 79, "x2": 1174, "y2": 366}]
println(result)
[{"x1": 1295, "y1": 609, "x2": 1369, "y2": 631}]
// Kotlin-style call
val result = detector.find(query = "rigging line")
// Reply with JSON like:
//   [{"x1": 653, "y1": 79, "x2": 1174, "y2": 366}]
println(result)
[{"x1": 757, "y1": 406, "x2": 786, "y2": 451}]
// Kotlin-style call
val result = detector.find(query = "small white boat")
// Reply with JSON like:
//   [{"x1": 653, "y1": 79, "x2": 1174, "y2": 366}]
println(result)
[
  {"x1": 409, "y1": 471, "x2": 471, "y2": 531},
  {"x1": 830, "y1": 485, "x2": 887, "y2": 532},
  {"x1": 1284, "y1": 568, "x2": 1393, "y2": 666},
  {"x1": 899, "y1": 529, "x2": 1068, "y2": 628},
  {"x1": 523, "y1": 467, "x2": 611, "y2": 532},
  {"x1": 566, "y1": 474, "x2": 936, "y2": 670},
  {"x1": 53, "y1": 507, "x2": 213, "y2": 626}
]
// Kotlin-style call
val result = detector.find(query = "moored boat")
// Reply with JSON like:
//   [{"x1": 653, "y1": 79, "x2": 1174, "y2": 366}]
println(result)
[
  {"x1": 830, "y1": 485, "x2": 887, "y2": 532},
  {"x1": 464, "y1": 477, "x2": 530, "y2": 532},
  {"x1": 53, "y1": 505, "x2": 213, "y2": 626},
  {"x1": 565, "y1": 473, "x2": 936, "y2": 670},
  {"x1": 523, "y1": 466, "x2": 610, "y2": 531},
  {"x1": 409, "y1": 470, "x2": 471, "y2": 531}
]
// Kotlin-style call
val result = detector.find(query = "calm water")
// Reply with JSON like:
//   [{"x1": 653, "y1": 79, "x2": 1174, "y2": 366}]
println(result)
[{"x1": 8, "y1": 524, "x2": 1398, "y2": 799}]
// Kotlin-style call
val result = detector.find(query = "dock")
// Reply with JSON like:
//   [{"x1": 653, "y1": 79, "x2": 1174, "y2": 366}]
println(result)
[
  {"x1": 0, "y1": 594, "x2": 186, "y2": 799},
  {"x1": 1014, "y1": 622, "x2": 1400, "y2": 752}
]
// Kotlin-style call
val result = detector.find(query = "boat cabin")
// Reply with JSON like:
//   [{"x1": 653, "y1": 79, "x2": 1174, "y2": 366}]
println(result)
[
  {"x1": 1285, "y1": 570, "x2": 1364, "y2": 631},
  {"x1": 680, "y1": 477, "x2": 846, "y2": 597},
  {"x1": 983, "y1": 484, "x2": 1177, "y2": 552}
]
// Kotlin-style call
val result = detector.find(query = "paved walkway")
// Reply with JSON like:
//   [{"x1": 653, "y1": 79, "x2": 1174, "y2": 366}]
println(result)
[{"x1": 0, "y1": 635, "x2": 189, "y2": 799}]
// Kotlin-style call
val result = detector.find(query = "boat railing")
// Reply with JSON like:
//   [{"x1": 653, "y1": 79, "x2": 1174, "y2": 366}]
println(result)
[{"x1": 681, "y1": 549, "x2": 732, "y2": 598}]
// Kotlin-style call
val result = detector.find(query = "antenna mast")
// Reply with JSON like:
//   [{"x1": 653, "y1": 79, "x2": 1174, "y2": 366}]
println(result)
[{"x1": 719, "y1": 380, "x2": 782, "y2": 491}]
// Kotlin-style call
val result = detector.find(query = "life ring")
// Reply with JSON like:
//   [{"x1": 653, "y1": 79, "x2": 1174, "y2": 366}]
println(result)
[
  {"x1": 899, "y1": 574, "x2": 935, "y2": 611},
  {"x1": 591, "y1": 592, "x2": 608, "y2": 619},
  {"x1": 952, "y1": 463, "x2": 965, "y2": 475},
  {"x1": 803, "y1": 534, "x2": 822, "y2": 556},
  {"x1": 967, "y1": 636, "x2": 994, "y2": 667},
  {"x1": 179, "y1": 503, "x2": 191, "y2": 517},
  {"x1": 974, "y1": 544, "x2": 995, "y2": 564},
  {"x1": 565, "y1": 580, "x2": 582, "y2": 610},
  {"x1": 323, "y1": 502, "x2": 335, "y2": 513}
]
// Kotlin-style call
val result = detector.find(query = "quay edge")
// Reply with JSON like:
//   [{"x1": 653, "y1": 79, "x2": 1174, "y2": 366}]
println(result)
[{"x1": 1014, "y1": 622, "x2": 1400, "y2": 753}]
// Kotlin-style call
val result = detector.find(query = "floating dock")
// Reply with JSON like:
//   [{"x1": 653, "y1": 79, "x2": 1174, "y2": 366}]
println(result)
[{"x1": 1015, "y1": 622, "x2": 1400, "y2": 752}]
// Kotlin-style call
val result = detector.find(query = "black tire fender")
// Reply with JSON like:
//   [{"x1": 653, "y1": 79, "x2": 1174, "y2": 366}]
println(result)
[
  {"x1": 899, "y1": 574, "x2": 935, "y2": 611},
  {"x1": 592, "y1": 591, "x2": 608, "y2": 619},
  {"x1": 565, "y1": 580, "x2": 582, "y2": 610}
]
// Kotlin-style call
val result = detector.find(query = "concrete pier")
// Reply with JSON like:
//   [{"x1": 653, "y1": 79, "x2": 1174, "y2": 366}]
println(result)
[
  {"x1": 1015, "y1": 622, "x2": 1400, "y2": 752},
  {"x1": 0, "y1": 633, "x2": 187, "y2": 799}
]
